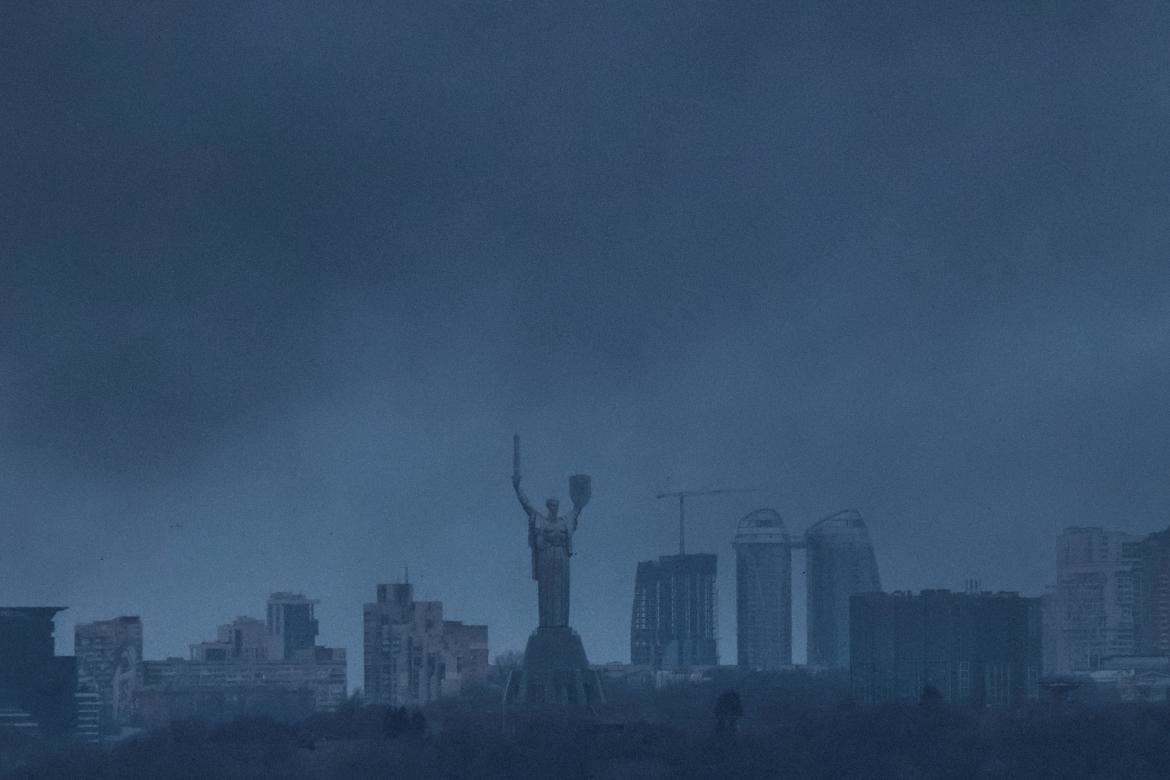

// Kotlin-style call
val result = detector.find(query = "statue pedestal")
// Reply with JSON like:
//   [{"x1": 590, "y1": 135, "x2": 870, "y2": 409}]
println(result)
[{"x1": 503, "y1": 627, "x2": 605, "y2": 711}]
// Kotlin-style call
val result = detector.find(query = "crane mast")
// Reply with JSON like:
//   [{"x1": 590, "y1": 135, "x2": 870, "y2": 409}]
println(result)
[{"x1": 655, "y1": 488, "x2": 757, "y2": 554}]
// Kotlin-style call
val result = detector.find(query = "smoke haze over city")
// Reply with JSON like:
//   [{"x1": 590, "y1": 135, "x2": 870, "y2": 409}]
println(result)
[{"x1": 3, "y1": 0, "x2": 1169, "y2": 696}]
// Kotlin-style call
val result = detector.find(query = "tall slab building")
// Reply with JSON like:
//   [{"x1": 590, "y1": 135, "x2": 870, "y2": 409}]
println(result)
[
  {"x1": 266, "y1": 593, "x2": 320, "y2": 661},
  {"x1": 805, "y1": 510, "x2": 882, "y2": 668},
  {"x1": 0, "y1": 607, "x2": 76, "y2": 735},
  {"x1": 850, "y1": 590, "x2": 1042, "y2": 707},
  {"x1": 74, "y1": 616, "x2": 142, "y2": 735},
  {"x1": 1054, "y1": 527, "x2": 1140, "y2": 671},
  {"x1": 630, "y1": 554, "x2": 718, "y2": 669},
  {"x1": 363, "y1": 583, "x2": 488, "y2": 707},
  {"x1": 734, "y1": 509, "x2": 792, "y2": 670},
  {"x1": 1137, "y1": 528, "x2": 1170, "y2": 657}
]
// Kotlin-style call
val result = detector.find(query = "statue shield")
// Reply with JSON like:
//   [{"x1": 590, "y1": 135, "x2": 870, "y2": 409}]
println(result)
[{"x1": 569, "y1": 474, "x2": 591, "y2": 508}]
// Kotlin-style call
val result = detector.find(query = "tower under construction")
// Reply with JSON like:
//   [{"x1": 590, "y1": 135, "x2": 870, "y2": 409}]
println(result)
[{"x1": 630, "y1": 554, "x2": 718, "y2": 669}]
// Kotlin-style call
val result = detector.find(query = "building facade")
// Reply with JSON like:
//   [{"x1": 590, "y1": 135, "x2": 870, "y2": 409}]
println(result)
[
  {"x1": 1054, "y1": 527, "x2": 1140, "y2": 672},
  {"x1": 734, "y1": 509, "x2": 792, "y2": 671},
  {"x1": 630, "y1": 554, "x2": 718, "y2": 669},
  {"x1": 850, "y1": 590, "x2": 1042, "y2": 707},
  {"x1": 1136, "y1": 528, "x2": 1170, "y2": 657},
  {"x1": 191, "y1": 616, "x2": 269, "y2": 663},
  {"x1": 140, "y1": 648, "x2": 346, "y2": 714},
  {"x1": 74, "y1": 688, "x2": 100, "y2": 743},
  {"x1": 442, "y1": 620, "x2": 490, "y2": 684},
  {"x1": 135, "y1": 593, "x2": 346, "y2": 726},
  {"x1": 805, "y1": 510, "x2": 882, "y2": 669},
  {"x1": 266, "y1": 593, "x2": 319, "y2": 661},
  {"x1": 0, "y1": 607, "x2": 76, "y2": 735},
  {"x1": 135, "y1": 686, "x2": 318, "y2": 730},
  {"x1": 363, "y1": 583, "x2": 488, "y2": 707},
  {"x1": 74, "y1": 616, "x2": 143, "y2": 734}
]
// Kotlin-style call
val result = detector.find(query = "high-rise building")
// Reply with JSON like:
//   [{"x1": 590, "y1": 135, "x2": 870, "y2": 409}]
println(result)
[
  {"x1": 735, "y1": 509, "x2": 792, "y2": 671},
  {"x1": 266, "y1": 593, "x2": 319, "y2": 661},
  {"x1": 1040, "y1": 590, "x2": 1059, "y2": 676},
  {"x1": 630, "y1": 554, "x2": 718, "y2": 669},
  {"x1": 0, "y1": 607, "x2": 76, "y2": 735},
  {"x1": 805, "y1": 510, "x2": 882, "y2": 668},
  {"x1": 850, "y1": 590, "x2": 1042, "y2": 707},
  {"x1": 74, "y1": 616, "x2": 142, "y2": 734},
  {"x1": 363, "y1": 583, "x2": 488, "y2": 707},
  {"x1": 1137, "y1": 528, "x2": 1170, "y2": 656},
  {"x1": 1054, "y1": 527, "x2": 1141, "y2": 671}
]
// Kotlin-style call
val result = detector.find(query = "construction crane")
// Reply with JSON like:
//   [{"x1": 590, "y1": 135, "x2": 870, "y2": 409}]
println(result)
[{"x1": 655, "y1": 488, "x2": 758, "y2": 555}]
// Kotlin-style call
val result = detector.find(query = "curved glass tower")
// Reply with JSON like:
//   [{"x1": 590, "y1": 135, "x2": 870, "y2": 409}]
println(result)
[
  {"x1": 735, "y1": 509, "x2": 792, "y2": 670},
  {"x1": 805, "y1": 509, "x2": 881, "y2": 668}
]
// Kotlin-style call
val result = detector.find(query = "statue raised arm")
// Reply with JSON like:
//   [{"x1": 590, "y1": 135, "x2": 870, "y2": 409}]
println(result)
[
  {"x1": 513, "y1": 473, "x2": 538, "y2": 518},
  {"x1": 513, "y1": 434, "x2": 537, "y2": 517}
]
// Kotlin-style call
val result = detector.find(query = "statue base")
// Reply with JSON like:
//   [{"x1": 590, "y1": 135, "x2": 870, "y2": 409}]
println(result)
[{"x1": 503, "y1": 627, "x2": 605, "y2": 711}]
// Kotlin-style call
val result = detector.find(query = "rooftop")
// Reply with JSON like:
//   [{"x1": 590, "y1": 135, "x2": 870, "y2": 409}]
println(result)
[{"x1": 734, "y1": 508, "x2": 789, "y2": 545}]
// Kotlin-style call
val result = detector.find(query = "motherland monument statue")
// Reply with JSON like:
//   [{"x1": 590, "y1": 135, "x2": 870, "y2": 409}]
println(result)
[{"x1": 503, "y1": 435, "x2": 605, "y2": 711}]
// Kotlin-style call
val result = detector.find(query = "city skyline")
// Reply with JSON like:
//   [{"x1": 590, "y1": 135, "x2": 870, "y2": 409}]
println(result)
[
  {"x1": 5, "y1": 1, "x2": 1170, "y2": 695},
  {"x1": 27, "y1": 503, "x2": 1170, "y2": 685},
  {"x1": 17, "y1": 477, "x2": 1170, "y2": 693},
  {"x1": 13, "y1": 510, "x2": 1170, "y2": 741}
]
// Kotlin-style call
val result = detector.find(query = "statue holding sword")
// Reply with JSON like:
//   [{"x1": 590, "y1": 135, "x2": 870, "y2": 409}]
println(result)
[{"x1": 512, "y1": 434, "x2": 591, "y2": 629}]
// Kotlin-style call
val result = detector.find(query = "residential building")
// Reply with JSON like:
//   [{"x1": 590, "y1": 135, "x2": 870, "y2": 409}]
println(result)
[
  {"x1": 0, "y1": 607, "x2": 76, "y2": 735},
  {"x1": 1137, "y1": 528, "x2": 1170, "y2": 656},
  {"x1": 134, "y1": 593, "x2": 346, "y2": 726},
  {"x1": 850, "y1": 590, "x2": 1042, "y2": 707},
  {"x1": 190, "y1": 616, "x2": 268, "y2": 663},
  {"x1": 805, "y1": 510, "x2": 882, "y2": 669},
  {"x1": 140, "y1": 648, "x2": 346, "y2": 714},
  {"x1": 1054, "y1": 527, "x2": 1140, "y2": 672},
  {"x1": 442, "y1": 621, "x2": 490, "y2": 684},
  {"x1": 74, "y1": 689, "x2": 101, "y2": 743},
  {"x1": 135, "y1": 686, "x2": 317, "y2": 730},
  {"x1": 266, "y1": 593, "x2": 319, "y2": 661},
  {"x1": 74, "y1": 616, "x2": 142, "y2": 734},
  {"x1": 363, "y1": 583, "x2": 488, "y2": 707},
  {"x1": 734, "y1": 509, "x2": 792, "y2": 670}
]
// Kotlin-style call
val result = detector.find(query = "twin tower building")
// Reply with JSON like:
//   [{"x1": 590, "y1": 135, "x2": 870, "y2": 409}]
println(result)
[
  {"x1": 736, "y1": 509, "x2": 881, "y2": 670},
  {"x1": 631, "y1": 508, "x2": 881, "y2": 671}
]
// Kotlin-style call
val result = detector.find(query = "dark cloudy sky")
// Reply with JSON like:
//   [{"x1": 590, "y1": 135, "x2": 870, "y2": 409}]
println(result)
[{"x1": 3, "y1": 2, "x2": 1169, "y2": 680}]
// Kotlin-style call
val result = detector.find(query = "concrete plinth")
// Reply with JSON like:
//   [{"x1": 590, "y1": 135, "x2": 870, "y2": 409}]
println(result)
[{"x1": 503, "y1": 627, "x2": 605, "y2": 711}]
